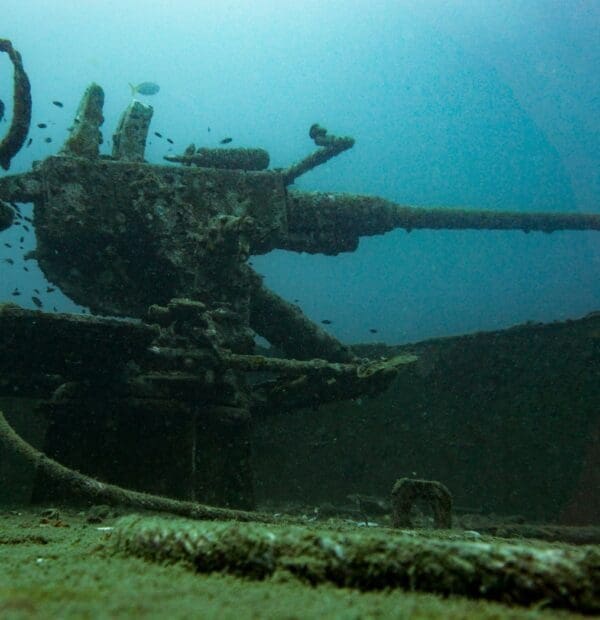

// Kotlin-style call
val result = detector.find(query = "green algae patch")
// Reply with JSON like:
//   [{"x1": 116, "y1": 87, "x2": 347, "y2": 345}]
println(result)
[
  {"x1": 113, "y1": 515, "x2": 600, "y2": 614},
  {"x1": 0, "y1": 508, "x2": 594, "y2": 619}
]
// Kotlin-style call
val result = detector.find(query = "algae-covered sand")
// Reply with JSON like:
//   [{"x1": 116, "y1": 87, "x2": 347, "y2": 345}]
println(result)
[{"x1": 0, "y1": 507, "x2": 594, "y2": 619}]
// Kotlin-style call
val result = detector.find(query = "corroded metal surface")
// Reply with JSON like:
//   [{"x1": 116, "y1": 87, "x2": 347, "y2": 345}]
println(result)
[
  {"x1": 111, "y1": 99, "x2": 152, "y2": 161},
  {"x1": 0, "y1": 199, "x2": 13, "y2": 230},
  {"x1": 391, "y1": 477, "x2": 453, "y2": 529},
  {"x1": 0, "y1": 303, "x2": 157, "y2": 387},
  {"x1": 0, "y1": 81, "x2": 599, "y2": 361},
  {"x1": 60, "y1": 83, "x2": 104, "y2": 158},
  {"x1": 0, "y1": 39, "x2": 31, "y2": 170},
  {"x1": 21, "y1": 156, "x2": 287, "y2": 317},
  {"x1": 0, "y1": 75, "x2": 599, "y2": 512}
]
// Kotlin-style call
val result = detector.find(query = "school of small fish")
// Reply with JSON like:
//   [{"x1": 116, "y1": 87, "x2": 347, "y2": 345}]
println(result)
[{"x1": 2, "y1": 84, "x2": 380, "y2": 329}]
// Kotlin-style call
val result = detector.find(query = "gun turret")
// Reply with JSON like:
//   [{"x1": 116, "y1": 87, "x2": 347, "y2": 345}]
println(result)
[{"x1": 0, "y1": 82, "x2": 598, "y2": 362}]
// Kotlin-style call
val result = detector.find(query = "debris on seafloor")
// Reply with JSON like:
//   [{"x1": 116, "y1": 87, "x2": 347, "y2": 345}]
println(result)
[{"x1": 391, "y1": 477, "x2": 453, "y2": 529}]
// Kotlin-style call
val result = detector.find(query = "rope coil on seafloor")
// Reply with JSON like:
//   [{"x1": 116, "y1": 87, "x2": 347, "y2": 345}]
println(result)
[{"x1": 0, "y1": 39, "x2": 32, "y2": 170}]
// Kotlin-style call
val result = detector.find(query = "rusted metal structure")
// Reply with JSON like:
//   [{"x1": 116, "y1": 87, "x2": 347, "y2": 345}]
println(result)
[{"x1": 1, "y1": 41, "x2": 599, "y2": 510}]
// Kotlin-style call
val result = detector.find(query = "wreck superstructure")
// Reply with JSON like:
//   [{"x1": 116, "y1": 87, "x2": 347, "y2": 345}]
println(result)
[{"x1": 1, "y1": 40, "x2": 599, "y2": 510}]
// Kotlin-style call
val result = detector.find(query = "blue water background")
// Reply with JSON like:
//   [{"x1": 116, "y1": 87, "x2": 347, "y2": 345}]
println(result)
[{"x1": 1, "y1": 0, "x2": 598, "y2": 344}]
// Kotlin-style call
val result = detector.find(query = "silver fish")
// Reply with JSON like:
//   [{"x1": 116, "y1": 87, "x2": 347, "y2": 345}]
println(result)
[{"x1": 129, "y1": 82, "x2": 160, "y2": 96}]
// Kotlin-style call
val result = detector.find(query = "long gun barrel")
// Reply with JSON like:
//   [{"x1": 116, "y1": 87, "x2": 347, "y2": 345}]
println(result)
[
  {"x1": 283, "y1": 191, "x2": 600, "y2": 255},
  {"x1": 0, "y1": 86, "x2": 598, "y2": 321}
]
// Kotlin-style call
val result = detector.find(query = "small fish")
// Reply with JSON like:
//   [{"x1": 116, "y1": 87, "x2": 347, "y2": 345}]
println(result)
[
  {"x1": 34, "y1": 288, "x2": 40, "y2": 294},
  {"x1": 13, "y1": 221, "x2": 20, "y2": 226},
  {"x1": 11, "y1": 289, "x2": 20, "y2": 296},
  {"x1": 23, "y1": 225, "x2": 30, "y2": 232},
  {"x1": 10, "y1": 202, "x2": 21, "y2": 213},
  {"x1": 4, "y1": 242, "x2": 11, "y2": 248},
  {"x1": 0, "y1": 98, "x2": 4, "y2": 122},
  {"x1": 52, "y1": 100, "x2": 64, "y2": 107},
  {"x1": 24, "y1": 216, "x2": 32, "y2": 223},
  {"x1": 44, "y1": 137, "x2": 52, "y2": 143},
  {"x1": 37, "y1": 122, "x2": 47, "y2": 128},
  {"x1": 46, "y1": 286, "x2": 56, "y2": 293},
  {"x1": 207, "y1": 126, "x2": 211, "y2": 133},
  {"x1": 2, "y1": 257, "x2": 14, "y2": 264},
  {"x1": 19, "y1": 236, "x2": 23, "y2": 243},
  {"x1": 321, "y1": 319, "x2": 332, "y2": 325},
  {"x1": 53, "y1": 306, "x2": 57, "y2": 312},
  {"x1": 129, "y1": 81, "x2": 160, "y2": 96},
  {"x1": 219, "y1": 137, "x2": 233, "y2": 144},
  {"x1": 369, "y1": 328, "x2": 378, "y2": 334},
  {"x1": 167, "y1": 138, "x2": 174, "y2": 144},
  {"x1": 26, "y1": 138, "x2": 33, "y2": 147},
  {"x1": 23, "y1": 266, "x2": 29, "y2": 271},
  {"x1": 31, "y1": 296, "x2": 43, "y2": 308},
  {"x1": 154, "y1": 131, "x2": 162, "y2": 138}
]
